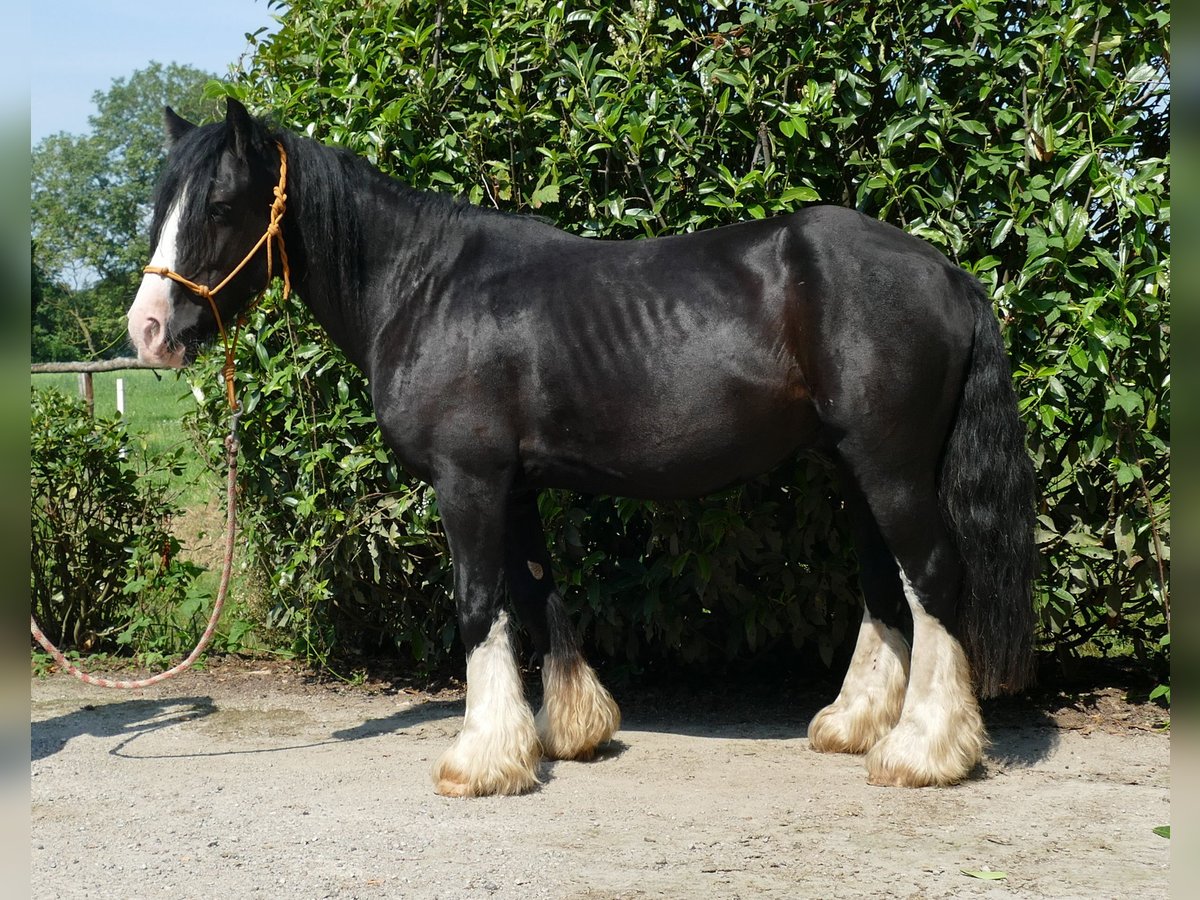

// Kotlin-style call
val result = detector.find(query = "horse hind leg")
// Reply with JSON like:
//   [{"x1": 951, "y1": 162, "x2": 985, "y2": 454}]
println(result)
[
  {"x1": 808, "y1": 612, "x2": 910, "y2": 755},
  {"x1": 865, "y1": 567, "x2": 985, "y2": 787},
  {"x1": 809, "y1": 481, "x2": 910, "y2": 755},
  {"x1": 856, "y1": 475, "x2": 985, "y2": 787},
  {"x1": 504, "y1": 491, "x2": 620, "y2": 761}
]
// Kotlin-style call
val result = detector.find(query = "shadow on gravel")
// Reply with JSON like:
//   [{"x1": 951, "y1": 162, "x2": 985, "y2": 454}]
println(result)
[
  {"x1": 540, "y1": 738, "x2": 632, "y2": 784},
  {"x1": 612, "y1": 682, "x2": 1063, "y2": 770},
  {"x1": 32, "y1": 696, "x2": 466, "y2": 762},
  {"x1": 31, "y1": 681, "x2": 1065, "y2": 772},
  {"x1": 615, "y1": 683, "x2": 825, "y2": 742},
  {"x1": 32, "y1": 697, "x2": 217, "y2": 762},
  {"x1": 330, "y1": 698, "x2": 464, "y2": 741},
  {"x1": 981, "y1": 696, "x2": 1062, "y2": 769}
]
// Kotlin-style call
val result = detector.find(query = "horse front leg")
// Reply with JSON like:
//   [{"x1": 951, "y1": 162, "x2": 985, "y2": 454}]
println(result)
[
  {"x1": 505, "y1": 490, "x2": 620, "y2": 761},
  {"x1": 431, "y1": 471, "x2": 540, "y2": 798}
]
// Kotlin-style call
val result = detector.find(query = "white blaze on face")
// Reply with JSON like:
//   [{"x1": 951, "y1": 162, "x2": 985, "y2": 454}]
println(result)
[{"x1": 127, "y1": 189, "x2": 196, "y2": 368}]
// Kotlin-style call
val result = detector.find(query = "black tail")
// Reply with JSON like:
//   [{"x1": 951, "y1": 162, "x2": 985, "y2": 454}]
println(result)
[{"x1": 939, "y1": 276, "x2": 1037, "y2": 698}]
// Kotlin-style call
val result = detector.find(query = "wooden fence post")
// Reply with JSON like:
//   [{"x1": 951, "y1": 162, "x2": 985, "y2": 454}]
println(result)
[{"x1": 79, "y1": 372, "x2": 94, "y2": 417}]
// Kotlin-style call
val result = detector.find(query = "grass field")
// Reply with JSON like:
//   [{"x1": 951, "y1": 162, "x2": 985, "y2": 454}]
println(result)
[{"x1": 32, "y1": 368, "x2": 196, "y2": 453}]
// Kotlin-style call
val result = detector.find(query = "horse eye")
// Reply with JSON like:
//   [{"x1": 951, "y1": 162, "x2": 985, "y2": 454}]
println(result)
[{"x1": 209, "y1": 201, "x2": 232, "y2": 221}]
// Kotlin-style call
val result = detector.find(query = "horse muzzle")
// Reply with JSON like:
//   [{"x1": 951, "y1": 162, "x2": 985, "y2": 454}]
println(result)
[{"x1": 127, "y1": 274, "x2": 188, "y2": 369}]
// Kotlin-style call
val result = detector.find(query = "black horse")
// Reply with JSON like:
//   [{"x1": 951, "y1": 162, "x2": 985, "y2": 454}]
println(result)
[{"x1": 128, "y1": 100, "x2": 1035, "y2": 796}]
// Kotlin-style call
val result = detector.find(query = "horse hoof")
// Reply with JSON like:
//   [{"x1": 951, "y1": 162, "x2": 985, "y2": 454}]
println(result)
[
  {"x1": 431, "y1": 755, "x2": 540, "y2": 798},
  {"x1": 808, "y1": 700, "x2": 896, "y2": 755},
  {"x1": 536, "y1": 701, "x2": 620, "y2": 761},
  {"x1": 433, "y1": 766, "x2": 476, "y2": 798},
  {"x1": 863, "y1": 715, "x2": 985, "y2": 787},
  {"x1": 536, "y1": 655, "x2": 621, "y2": 761}
]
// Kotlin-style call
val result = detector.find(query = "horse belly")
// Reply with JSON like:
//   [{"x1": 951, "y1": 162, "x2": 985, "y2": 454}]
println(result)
[{"x1": 521, "y1": 373, "x2": 820, "y2": 500}]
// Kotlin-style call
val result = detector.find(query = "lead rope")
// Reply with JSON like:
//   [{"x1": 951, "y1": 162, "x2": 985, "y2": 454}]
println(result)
[{"x1": 29, "y1": 142, "x2": 291, "y2": 690}]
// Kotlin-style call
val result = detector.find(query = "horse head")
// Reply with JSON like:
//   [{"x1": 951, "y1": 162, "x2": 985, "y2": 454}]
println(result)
[{"x1": 127, "y1": 99, "x2": 286, "y2": 368}]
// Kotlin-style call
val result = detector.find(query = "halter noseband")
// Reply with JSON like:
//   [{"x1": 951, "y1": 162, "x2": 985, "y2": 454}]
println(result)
[{"x1": 143, "y1": 140, "x2": 292, "y2": 410}]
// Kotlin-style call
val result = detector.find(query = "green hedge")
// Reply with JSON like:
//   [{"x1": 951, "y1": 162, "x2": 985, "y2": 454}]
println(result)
[
  {"x1": 31, "y1": 388, "x2": 210, "y2": 657},
  {"x1": 188, "y1": 0, "x2": 1168, "y2": 678}
]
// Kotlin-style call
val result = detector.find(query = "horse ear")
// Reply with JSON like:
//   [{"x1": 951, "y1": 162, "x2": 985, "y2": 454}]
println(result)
[
  {"x1": 163, "y1": 107, "x2": 195, "y2": 146},
  {"x1": 224, "y1": 97, "x2": 260, "y2": 161}
]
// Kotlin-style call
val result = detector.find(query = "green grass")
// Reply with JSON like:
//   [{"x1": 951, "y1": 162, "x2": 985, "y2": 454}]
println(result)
[{"x1": 33, "y1": 369, "x2": 193, "y2": 448}]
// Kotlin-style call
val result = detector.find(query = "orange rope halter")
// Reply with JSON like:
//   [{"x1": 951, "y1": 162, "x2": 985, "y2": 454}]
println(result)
[{"x1": 143, "y1": 140, "x2": 292, "y2": 410}]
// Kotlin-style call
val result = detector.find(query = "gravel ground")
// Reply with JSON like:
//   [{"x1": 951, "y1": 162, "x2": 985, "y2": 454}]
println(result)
[{"x1": 31, "y1": 660, "x2": 1170, "y2": 899}]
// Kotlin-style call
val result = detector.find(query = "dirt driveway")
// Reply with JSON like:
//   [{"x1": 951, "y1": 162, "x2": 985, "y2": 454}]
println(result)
[{"x1": 31, "y1": 661, "x2": 1169, "y2": 899}]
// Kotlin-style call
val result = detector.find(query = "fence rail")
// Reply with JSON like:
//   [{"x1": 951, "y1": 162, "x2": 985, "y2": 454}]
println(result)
[
  {"x1": 31, "y1": 358, "x2": 162, "y2": 416},
  {"x1": 30, "y1": 357, "x2": 155, "y2": 374}
]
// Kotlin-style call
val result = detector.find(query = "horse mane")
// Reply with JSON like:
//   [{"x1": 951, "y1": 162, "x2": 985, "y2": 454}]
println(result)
[
  {"x1": 273, "y1": 121, "x2": 514, "y2": 317},
  {"x1": 274, "y1": 128, "x2": 369, "y2": 315}
]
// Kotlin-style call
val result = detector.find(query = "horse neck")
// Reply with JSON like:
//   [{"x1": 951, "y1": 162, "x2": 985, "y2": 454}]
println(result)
[{"x1": 279, "y1": 135, "x2": 461, "y2": 373}]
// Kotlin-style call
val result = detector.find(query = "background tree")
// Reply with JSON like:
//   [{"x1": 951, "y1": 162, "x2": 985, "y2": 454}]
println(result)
[
  {"x1": 30, "y1": 242, "x2": 76, "y2": 362},
  {"x1": 183, "y1": 0, "x2": 1167, "y2": 687},
  {"x1": 31, "y1": 62, "x2": 221, "y2": 360}
]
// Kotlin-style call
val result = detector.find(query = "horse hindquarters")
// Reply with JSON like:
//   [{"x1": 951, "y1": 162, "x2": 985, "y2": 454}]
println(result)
[{"x1": 810, "y1": 262, "x2": 1033, "y2": 786}]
